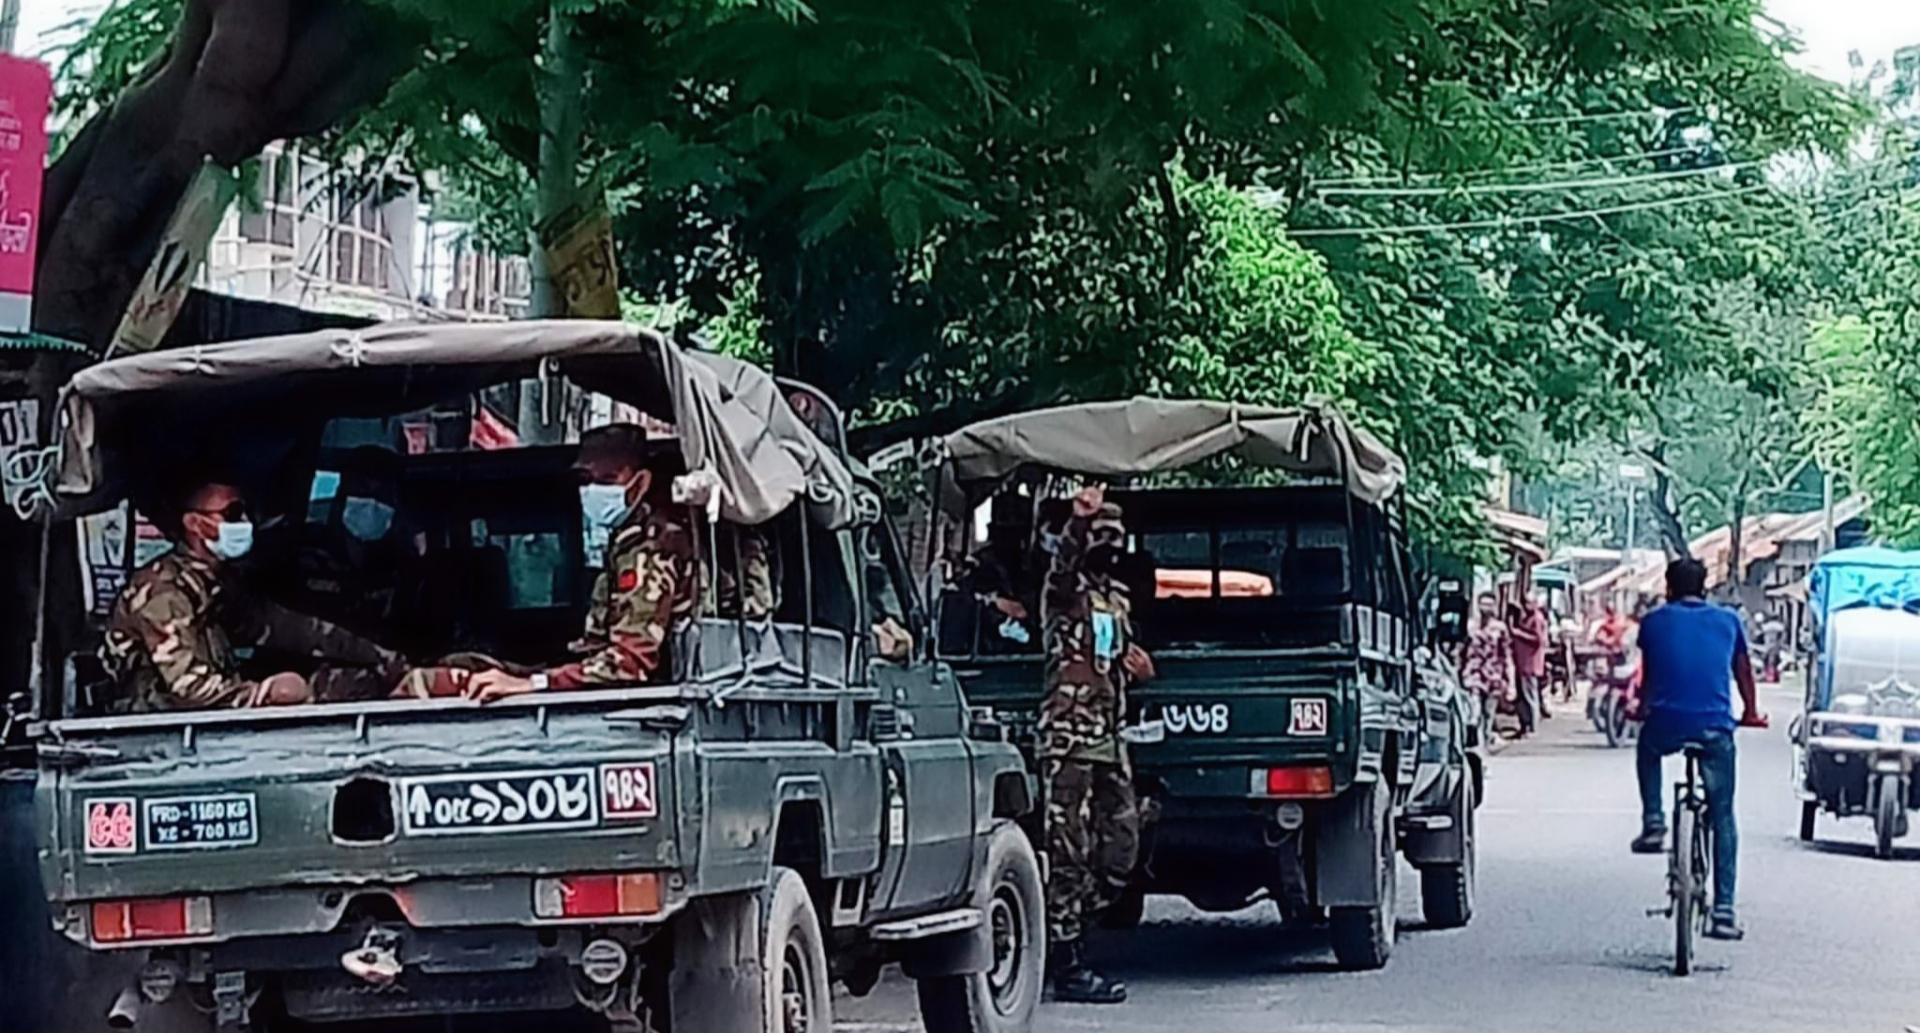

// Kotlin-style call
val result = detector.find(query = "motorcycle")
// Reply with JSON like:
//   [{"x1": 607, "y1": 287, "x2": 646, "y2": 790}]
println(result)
[{"x1": 1586, "y1": 655, "x2": 1641, "y2": 748}]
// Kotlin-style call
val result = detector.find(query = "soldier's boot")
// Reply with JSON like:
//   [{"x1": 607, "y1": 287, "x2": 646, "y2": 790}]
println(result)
[{"x1": 1047, "y1": 938, "x2": 1127, "y2": 1004}]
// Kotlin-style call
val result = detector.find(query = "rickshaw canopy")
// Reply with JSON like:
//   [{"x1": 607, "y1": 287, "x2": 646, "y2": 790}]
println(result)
[
  {"x1": 1809, "y1": 547, "x2": 1920, "y2": 627},
  {"x1": 937, "y1": 398, "x2": 1405, "y2": 515},
  {"x1": 51, "y1": 320, "x2": 857, "y2": 528},
  {"x1": 1808, "y1": 547, "x2": 1920, "y2": 711}
]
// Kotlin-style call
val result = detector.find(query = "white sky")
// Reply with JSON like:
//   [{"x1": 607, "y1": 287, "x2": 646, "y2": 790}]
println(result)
[{"x1": 1766, "y1": 0, "x2": 1920, "y2": 83}]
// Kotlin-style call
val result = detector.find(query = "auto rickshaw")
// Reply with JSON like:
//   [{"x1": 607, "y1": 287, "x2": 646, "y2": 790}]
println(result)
[{"x1": 1794, "y1": 547, "x2": 1920, "y2": 859}]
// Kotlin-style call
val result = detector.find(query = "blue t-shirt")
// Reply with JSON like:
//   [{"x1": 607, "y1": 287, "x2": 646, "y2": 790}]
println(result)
[{"x1": 1638, "y1": 598, "x2": 1747, "y2": 736}]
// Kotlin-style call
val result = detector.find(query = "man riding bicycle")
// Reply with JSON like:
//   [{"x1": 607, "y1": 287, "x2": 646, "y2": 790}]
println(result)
[{"x1": 1629, "y1": 558, "x2": 1767, "y2": 942}]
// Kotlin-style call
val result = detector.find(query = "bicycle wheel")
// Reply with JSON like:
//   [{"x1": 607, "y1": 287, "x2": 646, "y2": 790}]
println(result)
[{"x1": 1672, "y1": 804, "x2": 1697, "y2": 976}]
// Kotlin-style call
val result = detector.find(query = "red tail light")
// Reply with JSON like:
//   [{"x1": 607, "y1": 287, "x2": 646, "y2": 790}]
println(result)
[
  {"x1": 91, "y1": 897, "x2": 213, "y2": 944},
  {"x1": 1252, "y1": 766, "x2": 1336, "y2": 799},
  {"x1": 534, "y1": 873, "x2": 663, "y2": 920}
]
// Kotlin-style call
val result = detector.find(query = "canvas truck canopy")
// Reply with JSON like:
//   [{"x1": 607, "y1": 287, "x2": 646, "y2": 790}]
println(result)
[
  {"x1": 938, "y1": 398, "x2": 1405, "y2": 513},
  {"x1": 52, "y1": 320, "x2": 857, "y2": 527}
]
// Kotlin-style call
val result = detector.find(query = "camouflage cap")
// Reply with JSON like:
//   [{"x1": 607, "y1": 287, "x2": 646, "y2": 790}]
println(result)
[{"x1": 1090, "y1": 502, "x2": 1125, "y2": 534}]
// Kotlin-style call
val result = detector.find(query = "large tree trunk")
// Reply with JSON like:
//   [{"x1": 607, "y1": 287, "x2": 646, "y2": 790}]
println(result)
[
  {"x1": 1647, "y1": 445, "x2": 1693, "y2": 559},
  {"x1": 32, "y1": 0, "x2": 412, "y2": 347},
  {"x1": 2, "y1": 0, "x2": 412, "y2": 701}
]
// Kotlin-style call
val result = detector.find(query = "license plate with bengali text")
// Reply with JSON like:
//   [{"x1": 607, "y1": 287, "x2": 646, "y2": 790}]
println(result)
[{"x1": 399, "y1": 768, "x2": 599, "y2": 836}]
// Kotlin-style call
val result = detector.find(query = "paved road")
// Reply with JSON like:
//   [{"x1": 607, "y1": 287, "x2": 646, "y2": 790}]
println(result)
[{"x1": 842, "y1": 679, "x2": 1920, "y2": 1033}]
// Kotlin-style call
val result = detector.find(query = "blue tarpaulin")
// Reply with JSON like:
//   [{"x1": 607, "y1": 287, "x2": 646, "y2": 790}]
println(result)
[{"x1": 1810, "y1": 546, "x2": 1920, "y2": 626}]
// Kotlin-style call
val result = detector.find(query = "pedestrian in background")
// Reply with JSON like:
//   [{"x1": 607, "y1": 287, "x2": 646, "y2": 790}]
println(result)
[
  {"x1": 1510, "y1": 591, "x2": 1551, "y2": 735},
  {"x1": 1463, "y1": 593, "x2": 1514, "y2": 732}
]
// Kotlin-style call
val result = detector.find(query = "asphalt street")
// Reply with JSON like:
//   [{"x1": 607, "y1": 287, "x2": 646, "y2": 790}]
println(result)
[{"x1": 841, "y1": 678, "x2": 1920, "y2": 1033}]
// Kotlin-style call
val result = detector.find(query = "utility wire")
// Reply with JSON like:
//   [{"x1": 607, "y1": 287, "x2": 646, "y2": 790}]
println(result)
[
  {"x1": 1429, "y1": 106, "x2": 1695, "y2": 128},
  {"x1": 1310, "y1": 145, "x2": 1711, "y2": 188},
  {"x1": 1288, "y1": 183, "x2": 1773, "y2": 238},
  {"x1": 1315, "y1": 159, "x2": 1764, "y2": 198}
]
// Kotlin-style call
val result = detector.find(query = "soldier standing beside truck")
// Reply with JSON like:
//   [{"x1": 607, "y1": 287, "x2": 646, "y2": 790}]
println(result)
[
  {"x1": 104, "y1": 480, "x2": 406, "y2": 710},
  {"x1": 1039, "y1": 484, "x2": 1154, "y2": 1004}
]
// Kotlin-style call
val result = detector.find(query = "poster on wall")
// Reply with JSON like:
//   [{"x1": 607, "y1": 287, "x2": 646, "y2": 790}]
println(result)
[{"x1": 0, "y1": 55, "x2": 51, "y2": 335}]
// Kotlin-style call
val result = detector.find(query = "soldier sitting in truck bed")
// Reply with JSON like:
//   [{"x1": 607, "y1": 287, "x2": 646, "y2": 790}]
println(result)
[
  {"x1": 466, "y1": 424, "x2": 703, "y2": 701},
  {"x1": 104, "y1": 479, "x2": 409, "y2": 711}
]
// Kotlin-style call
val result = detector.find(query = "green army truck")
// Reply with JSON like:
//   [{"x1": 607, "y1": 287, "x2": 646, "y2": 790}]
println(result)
[
  {"x1": 927, "y1": 400, "x2": 1482, "y2": 970},
  {"x1": 5, "y1": 322, "x2": 1042, "y2": 1033}
]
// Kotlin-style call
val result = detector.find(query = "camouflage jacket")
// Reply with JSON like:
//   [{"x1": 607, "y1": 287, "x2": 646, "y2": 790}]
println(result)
[
  {"x1": 554, "y1": 501, "x2": 700, "y2": 688},
  {"x1": 710, "y1": 527, "x2": 775, "y2": 622},
  {"x1": 103, "y1": 551, "x2": 398, "y2": 712},
  {"x1": 1037, "y1": 513, "x2": 1134, "y2": 763}
]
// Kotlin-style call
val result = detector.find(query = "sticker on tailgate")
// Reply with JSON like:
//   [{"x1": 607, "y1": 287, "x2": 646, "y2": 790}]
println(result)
[
  {"x1": 600, "y1": 762, "x2": 659, "y2": 821},
  {"x1": 1289, "y1": 698, "x2": 1330, "y2": 736},
  {"x1": 400, "y1": 769, "x2": 599, "y2": 836},
  {"x1": 143, "y1": 793, "x2": 259, "y2": 851},
  {"x1": 84, "y1": 798, "x2": 138, "y2": 854}
]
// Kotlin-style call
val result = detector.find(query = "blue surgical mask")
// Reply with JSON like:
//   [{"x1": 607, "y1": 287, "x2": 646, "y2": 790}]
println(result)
[
  {"x1": 1092, "y1": 611, "x2": 1119, "y2": 660},
  {"x1": 579, "y1": 482, "x2": 635, "y2": 530},
  {"x1": 341, "y1": 497, "x2": 395, "y2": 541},
  {"x1": 209, "y1": 520, "x2": 254, "y2": 560}
]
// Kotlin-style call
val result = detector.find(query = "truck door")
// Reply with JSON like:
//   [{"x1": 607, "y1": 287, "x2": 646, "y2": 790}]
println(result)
[{"x1": 861, "y1": 525, "x2": 976, "y2": 913}]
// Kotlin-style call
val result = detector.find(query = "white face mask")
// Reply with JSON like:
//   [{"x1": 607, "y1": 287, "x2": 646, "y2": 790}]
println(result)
[
  {"x1": 579, "y1": 480, "x2": 636, "y2": 530},
  {"x1": 208, "y1": 520, "x2": 255, "y2": 560}
]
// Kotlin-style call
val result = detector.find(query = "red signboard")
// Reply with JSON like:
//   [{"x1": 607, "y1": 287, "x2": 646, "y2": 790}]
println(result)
[{"x1": 0, "y1": 55, "x2": 51, "y2": 333}]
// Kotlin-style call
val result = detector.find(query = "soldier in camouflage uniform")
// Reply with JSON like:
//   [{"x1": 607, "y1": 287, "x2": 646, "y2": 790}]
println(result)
[
  {"x1": 466, "y1": 425, "x2": 701, "y2": 701},
  {"x1": 1039, "y1": 485, "x2": 1154, "y2": 1004},
  {"x1": 711, "y1": 527, "x2": 776, "y2": 621},
  {"x1": 103, "y1": 482, "x2": 406, "y2": 711}
]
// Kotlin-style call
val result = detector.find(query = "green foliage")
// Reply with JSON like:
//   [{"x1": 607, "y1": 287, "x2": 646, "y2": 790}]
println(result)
[
  {"x1": 44, "y1": 0, "x2": 1873, "y2": 559},
  {"x1": 44, "y1": 0, "x2": 185, "y2": 150}
]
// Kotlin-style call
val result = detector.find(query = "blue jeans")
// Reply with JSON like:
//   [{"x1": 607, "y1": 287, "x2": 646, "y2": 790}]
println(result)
[{"x1": 1637, "y1": 723, "x2": 1738, "y2": 921}]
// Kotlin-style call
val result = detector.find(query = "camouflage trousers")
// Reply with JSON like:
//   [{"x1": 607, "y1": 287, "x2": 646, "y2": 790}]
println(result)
[{"x1": 1043, "y1": 758, "x2": 1139, "y2": 944}]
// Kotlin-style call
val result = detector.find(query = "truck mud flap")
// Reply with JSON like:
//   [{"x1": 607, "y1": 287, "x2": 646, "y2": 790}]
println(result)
[
  {"x1": 1313, "y1": 779, "x2": 1389, "y2": 908},
  {"x1": 1403, "y1": 774, "x2": 1468, "y2": 867},
  {"x1": 669, "y1": 890, "x2": 764, "y2": 1033}
]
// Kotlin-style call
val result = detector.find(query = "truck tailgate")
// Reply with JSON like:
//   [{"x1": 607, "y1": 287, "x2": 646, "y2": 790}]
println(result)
[{"x1": 40, "y1": 703, "x2": 681, "y2": 904}]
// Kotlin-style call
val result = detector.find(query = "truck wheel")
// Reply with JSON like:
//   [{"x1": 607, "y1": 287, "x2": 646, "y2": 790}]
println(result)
[
  {"x1": 1329, "y1": 788, "x2": 1397, "y2": 970},
  {"x1": 763, "y1": 867, "x2": 833, "y2": 1033},
  {"x1": 1419, "y1": 777, "x2": 1475, "y2": 929},
  {"x1": 1099, "y1": 888, "x2": 1146, "y2": 930},
  {"x1": 1874, "y1": 774, "x2": 1903, "y2": 860},
  {"x1": 917, "y1": 822, "x2": 1045, "y2": 1033},
  {"x1": 1799, "y1": 800, "x2": 1817, "y2": 843}
]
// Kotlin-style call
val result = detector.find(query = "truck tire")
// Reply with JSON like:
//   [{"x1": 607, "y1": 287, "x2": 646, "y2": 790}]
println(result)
[
  {"x1": 917, "y1": 822, "x2": 1045, "y2": 1033},
  {"x1": 1799, "y1": 800, "x2": 1817, "y2": 843},
  {"x1": 1328, "y1": 786, "x2": 1397, "y2": 971},
  {"x1": 671, "y1": 868, "x2": 834, "y2": 1033},
  {"x1": 762, "y1": 866, "x2": 832, "y2": 1033},
  {"x1": 1099, "y1": 888, "x2": 1146, "y2": 930},
  {"x1": 1419, "y1": 777, "x2": 1475, "y2": 929},
  {"x1": 1874, "y1": 773, "x2": 1903, "y2": 860}
]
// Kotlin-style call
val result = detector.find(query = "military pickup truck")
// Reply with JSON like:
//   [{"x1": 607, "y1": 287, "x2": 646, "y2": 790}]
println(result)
[
  {"x1": 928, "y1": 399, "x2": 1482, "y2": 970},
  {"x1": 1, "y1": 322, "x2": 1042, "y2": 1033}
]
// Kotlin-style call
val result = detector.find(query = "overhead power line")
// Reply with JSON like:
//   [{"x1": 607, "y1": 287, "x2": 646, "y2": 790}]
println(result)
[
  {"x1": 1287, "y1": 183, "x2": 1773, "y2": 239},
  {"x1": 1430, "y1": 106, "x2": 1695, "y2": 128},
  {"x1": 1309, "y1": 145, "x2": 1711, "y2": 188},
  {"x1": 1315, "y1": 159, "x2": 1764, "y2": 199}
]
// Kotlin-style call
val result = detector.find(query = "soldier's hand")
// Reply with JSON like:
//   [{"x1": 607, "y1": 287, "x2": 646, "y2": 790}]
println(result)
[
  {"x1": 466, "y1": 670, "x2": 538, "y2": 703},
  {"x1": 991, "y1": 595, "x2": 1029, "y2": 621},
  {"x1": 1072, "y1": 485, "x2": 1106, "y2": 519},
  {"x1": 1123, "y1": 644, "x2": 1156, "y2": 682}
]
